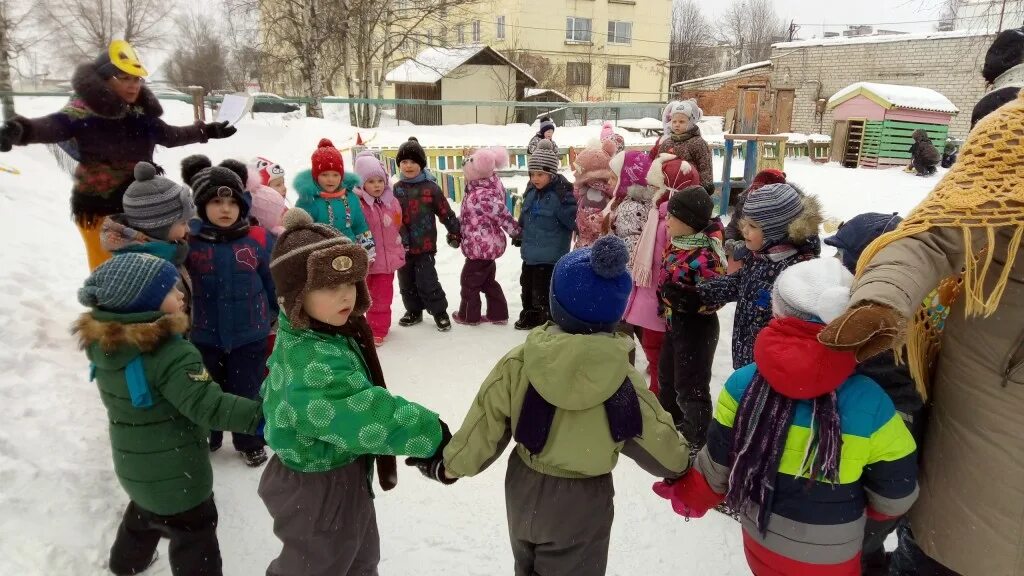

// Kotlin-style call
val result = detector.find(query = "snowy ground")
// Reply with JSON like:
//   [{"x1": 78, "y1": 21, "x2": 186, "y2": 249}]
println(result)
[{"x1": 0, "y1": 96, "x2": 943, "y2": 575}]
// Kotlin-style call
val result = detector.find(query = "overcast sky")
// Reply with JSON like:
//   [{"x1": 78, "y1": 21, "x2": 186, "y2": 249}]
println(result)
[{"x1": 703, "y1": 0, "x2": 951, "y2": 37}]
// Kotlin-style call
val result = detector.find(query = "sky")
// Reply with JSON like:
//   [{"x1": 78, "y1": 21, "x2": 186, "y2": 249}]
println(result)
[{"x1": 703, "y1": 0, "x2": 953, "y2": 38}]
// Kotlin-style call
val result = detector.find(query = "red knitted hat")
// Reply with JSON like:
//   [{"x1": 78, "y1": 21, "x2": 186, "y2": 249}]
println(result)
[
  {"x1": 751, "y1": 168, "x2": 786, "y2": 190},
  {"x1": 662, "y1": 157, "x2": 701, "y2": 191},
  {"x1": 311, "y1": 138, "x2": 344, "y2": 181}
]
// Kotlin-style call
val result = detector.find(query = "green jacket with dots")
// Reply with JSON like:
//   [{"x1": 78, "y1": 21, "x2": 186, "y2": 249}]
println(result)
[{"x1": 261, "y1": 313, "x2": 443, "y2": 473}]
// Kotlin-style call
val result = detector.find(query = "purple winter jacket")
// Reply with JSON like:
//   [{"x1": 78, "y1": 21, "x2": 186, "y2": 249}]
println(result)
[
  {"x1": 460, "y1": 175, "x2": 521, "y2": 261},
  {"x1": 356, "y1": 186, "x2": 406, "y2": 275}
]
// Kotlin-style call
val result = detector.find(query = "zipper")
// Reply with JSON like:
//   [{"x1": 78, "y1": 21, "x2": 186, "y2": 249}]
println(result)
[
  {"x1": 371, "y1": 203, "x2": 391, "y2": 271},
  {"x1": 1003, "y1": 329, "x2": 1024, "y2": 387}
]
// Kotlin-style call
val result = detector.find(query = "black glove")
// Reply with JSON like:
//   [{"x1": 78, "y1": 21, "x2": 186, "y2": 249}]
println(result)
[
  {"x1": 0, "y1": 120, "x2": 24, "y2": 152},
  {"x1": 447, "y1": 233, "x2": 461, "y2": 249},
  {"x1": 405, "y1": 420, "x2": 457, "y2": 485},
  {"x1": 511, "y1": 235, "x2": 523, "y2": 248},
  {"x1": 660, "y1": 282, "x2": 702, "y2": 314},
  {"x1": 202, "y1": 121, "x2": 237, "y2": 140}
]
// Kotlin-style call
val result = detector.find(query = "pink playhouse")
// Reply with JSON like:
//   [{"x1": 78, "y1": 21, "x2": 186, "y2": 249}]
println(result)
[{"x1": 827, "y1": 82, "x2": 958, "y2": 168}]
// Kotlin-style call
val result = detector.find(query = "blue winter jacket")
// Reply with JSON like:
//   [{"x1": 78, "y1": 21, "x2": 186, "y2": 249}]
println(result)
[
  {"x1": 519, "y1": 174, "x2": 577, "y2": 265},
  {"x1": 186, "y1": 223, "x2": 278, "y2": 350}
]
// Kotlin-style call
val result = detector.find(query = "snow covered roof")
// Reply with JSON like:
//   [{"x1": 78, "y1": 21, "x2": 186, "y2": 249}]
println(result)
[
  {"x1": 828, "y1": 82, "x2": 959, "y2": 114},
  {"x1": 671, "y1": 61, "x2": 772, "y2": 88},
  {"x1": 385, "y1": 46, "x2": 537, "y2": 85},
  {"x1": 773, "y1": 29, "x2": 991, "y2": 50},
  {"x1": 524, "y1": 88, "x2": 570, "y2": 101}
]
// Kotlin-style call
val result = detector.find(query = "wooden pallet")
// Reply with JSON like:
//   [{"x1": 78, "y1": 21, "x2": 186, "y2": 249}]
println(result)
[{"x1": 842, "y1": 119, "x2": 866, "y2": 168}]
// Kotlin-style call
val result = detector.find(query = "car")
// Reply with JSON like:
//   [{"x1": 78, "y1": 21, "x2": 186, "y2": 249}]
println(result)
[{"x1": 250, "y1": 92, "x2": 300, "y2": 114}]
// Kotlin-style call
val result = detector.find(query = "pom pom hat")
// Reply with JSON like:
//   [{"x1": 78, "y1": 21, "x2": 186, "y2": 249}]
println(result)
[
  {"x1": 549, "y1": 235, "x2": 633, "y2": 334},
  {"x1": 463, "y1": 146, "x2": 509, "y2": 182},
  {"x1": 528, "y1": 139, "x2": 560, "y2": 174},
  {"x1": 311, "y1": 138, "x2": 345, "y2": 181},
  {"x1": 181, "y1": 155, "x2": 249, "y2": 222},
  {"x1": 396, "y1": 137, "x2": 428, "y2": 170},
  {"x1": 122, "y1": 162, "x2": 195, "y2": 240}
]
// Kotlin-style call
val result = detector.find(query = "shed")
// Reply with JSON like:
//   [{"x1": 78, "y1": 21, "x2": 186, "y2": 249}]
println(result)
[
  {"x1": 386, "y1": 46, "x2": 537, "y2": 126},
  {"x1": 516, "y1": 88, "x2": 571, "y2": 125},
  {"x1": 672, "y1": 61, "x2": 778, "y2": 133},
  {"x1": 826, "y1": 82, "x2": 958, "y2": 168}
]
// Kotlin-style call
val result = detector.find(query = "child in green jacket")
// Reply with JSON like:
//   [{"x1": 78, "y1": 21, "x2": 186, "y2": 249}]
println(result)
[
  {"x1": 73, "y1": 252, "x2": 263, "y2": 576},
  {"x1": 258, "y1": 208, "x2": 450, "y2": 576},
  {"x1": 408, "y1": 236, "x2": 691, "y2": 576}
]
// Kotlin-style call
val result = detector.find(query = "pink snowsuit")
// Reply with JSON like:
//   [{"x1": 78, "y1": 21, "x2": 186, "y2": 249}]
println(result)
[
  {"x1": 356, "y1": 186, "x2": 405, "y2": 339},
  {"x1": 622, "y1": 201, "x2": 669, "y2": 393},
  {"x1": 457, "y1": 175, "x2": 521, "y2": 323}
]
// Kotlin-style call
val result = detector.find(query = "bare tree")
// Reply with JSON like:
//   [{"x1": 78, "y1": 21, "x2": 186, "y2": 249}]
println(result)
[
  {"x1": 717, "y1": 0, "x2": 785, "y2": 65},
  {"x1": 32, "y1": 0, "x2": 174, "y2": 68},
  {"x1": 670, "y1": 0, "x2": 715, "y2": 85},
  {"x1": 165, "y1": 11, "x2": 229, "y2": 94},
  {"x1": 0, "y1": 0, "x2": 44, "y2": 119}
]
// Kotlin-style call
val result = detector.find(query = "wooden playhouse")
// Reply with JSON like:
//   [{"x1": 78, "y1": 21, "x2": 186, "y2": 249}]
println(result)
[{"x1": 827, "y1": 82, "x2": 958, "y2": 169}]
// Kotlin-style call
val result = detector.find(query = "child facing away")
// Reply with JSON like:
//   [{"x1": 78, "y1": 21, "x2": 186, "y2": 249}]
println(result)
[
  {"x1": 514, "y1": 139, "x2": 578, "y2": 331},
  {"x1": 648, "y1": 99, "x2": 714, "y2": 194},
  {"x1": 653, "y1": 258, "x2": 918, "y2": 576},
  {"x1": 573, "y1": 138, "x2": 618, "y2": 249},
  {"x1": 686, "y1": 183, "x2": 822, "y2": 369},
  {"x1": 455, "y1": 146, "x2": 521, "y2": 326},
  {"x1": 246, "y1": 163, "x2": 289, "y2": 236},
  {"x1": 74, "y1": 253, "x2": 264, "y2": 576},
  {"x1": 295, "y1": 138, "x2": 376, "y2": 257},
  {"x1": 181, "y1": 155, "x2": 278, "y2": 466},
  {"x1": 408, "y1": 236, "x2": 691, "y2": 576},
  {"x1": 527, "y1": 116, "x2": 558, "y2": 154},
  {"x1": 353, "y1": 150, "x2": 405, "y2": 346},
  {"x1": 252, "y1": 156, "x2": 287, "y2": 198},
  {"x1": 99, "y1": 162, "x2": 196, "y2": 319},
  {"x1": 622, "y1": 155, "x2": 702, "y2": 396},
  {"x1": 392, "y1": 137, "x2": 461, "y2": 332},
  {"x1": 657, "y1": 186, "x2": 727, "y2": 449},
  {"x1": 258, "y1": 208, "x2": 451, "y2": 575},
  {"x1": 909, "y1": 129, "x2": 940, "y2": 177}
]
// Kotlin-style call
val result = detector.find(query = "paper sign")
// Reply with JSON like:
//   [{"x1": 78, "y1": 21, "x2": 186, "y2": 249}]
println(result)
[{"x1": 216, "y1": 93, "x2": 253, "y2": 126}]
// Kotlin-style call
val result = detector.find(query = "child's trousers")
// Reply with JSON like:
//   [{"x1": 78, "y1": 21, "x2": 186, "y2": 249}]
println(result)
[
  {"x1": 658, "y1": 312, "x2": 719, "y2": 448},
  {"x1": 518, "y1": 263, "x2": 554, "y2": 327},
  {"x1": 459, "y1": 258, "x2": 508, "y2": 323},
  {"x1": 505, "y1": 453, "x2": 614, "y2": 576},
  {"x1": 259, "y1": 456, "x2": 380, "y2": 576},
  {"x1": 366, "y1": 273, "x2": 395, "y2": 338},
  {"x1": 77, "y1": 220, "x2": 113, "y2": 271},
  {"x1": 640, "y1": 328, "x2": 665, "y2": 396},
  {"x1": 398, "y1": 253, "x2": 448, "y2": 316},
  {"x1": 196, "y1": 339, "x2": 268, "y2": 452},
  {"x1": 108, "y1": 496, "x2": 221, "y2": 576}
]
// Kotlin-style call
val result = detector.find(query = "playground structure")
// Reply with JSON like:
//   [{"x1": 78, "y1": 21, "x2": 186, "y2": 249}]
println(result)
[{"x1": 716, "y1": 134, "x2": 790, "y2": 216}]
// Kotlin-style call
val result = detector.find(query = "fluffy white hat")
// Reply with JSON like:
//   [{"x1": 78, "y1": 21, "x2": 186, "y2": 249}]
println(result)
[{"x1": 772, "y1": 258, "x2": 853, "y2": 323}]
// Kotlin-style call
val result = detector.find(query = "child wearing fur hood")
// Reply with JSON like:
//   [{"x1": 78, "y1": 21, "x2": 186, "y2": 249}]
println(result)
[
  {"x1": 573, "y1": 139, "x2": 618, "y2": 249},
  {"x1": 649, "y1": 99, "x2": 714, "y2": 194},
  {"x1": 455, "y1": 146, "x2": 521, "y2": 326}
]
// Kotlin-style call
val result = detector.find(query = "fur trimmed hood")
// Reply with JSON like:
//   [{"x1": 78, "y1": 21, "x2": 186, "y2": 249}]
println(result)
[
  {"x1": 786, "y1": 192, "x2": 824, "y2": 245},
  {"x1": 293, "y1": 169, "x2": 362, "y2": 203},
  {"x1": 71, "y1": 63, "x2": 163, "y2": 119},
  {"x1": 73, "y1": 312, "x2": 188, "y2": 354}
]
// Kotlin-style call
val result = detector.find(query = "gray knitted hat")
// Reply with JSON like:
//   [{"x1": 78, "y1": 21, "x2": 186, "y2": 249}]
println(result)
[
  {"x1": 528, "y1": 139, "x2": 560, "y2": 174},
  {"x1": 742, "y1": 183, "x2": 805, "y2": 243},
  {"x1": 122, "y1": 162, "x2": 195, "y2": 240}
]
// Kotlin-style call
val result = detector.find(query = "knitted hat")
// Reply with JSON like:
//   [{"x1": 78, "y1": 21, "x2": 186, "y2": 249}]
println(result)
[
  {"x1": 181, "y1": 155, "x2": 249, "y2": 222},
  {"x1": 253, "y1": 156, "x2": 285, "y2": 186},
  {"x1": 824, "y1": 212, "x2": 903, "y2": 274},
  {"x1": 750, "y1": 168, "x2": 786, "y2": 190},
  {"x1": 463, "y1": 146, "x2": 509, "y2": 181},
  {"x1": 528, "y1": 139, "x2": 560, "y2": 173},
  {"x1": 538, "y1": 116, "x2": 556, "y2": 137},
  {"x1": 270, "y1": 208, "x2": 370, "y2": 329},
  {"x1": 122, "y1": 162, "x2": 195, "y2": 240},
  {"x1": 647, "y1": 154, "x2": 700, "y2": 193},
  {"x1": 549, "y1": 235, "x2": 633, "y2": 334},
  {"x1": 743, "y1": 183, "x2": 805, "y2": 243},
  {"x1": 573, "y1": 140, "x2": 616, "y2": 186},
  {"x1": 78, "y1": 253, "x2": 179, "y2": 313},
  {"x1": 353, "y1": 150, "x2": 392, "y2": 192},
  {"x1": 671, "y1": 99, "x2": 703, "y2": 122},
  {"x1": 396, "y1": 137, "x2": 427, "y2": 170},
  {"x1": 983, "y1": 27, "x2": 1024, "y2": 83},
  {"x1": 600, "y1": 121, "x2": 625, "y2": 154},
  {"x1": 311, "y1": 138, "x2": 345, "y2": 181},
  {"x1": 609, "y1": 150, "x2": 652, "y2": 198},
  {"x1": 667, "y1": 185, "x2": 714, "y2": 232},
  {"x1": 771, "y1": 258, "x2": 854, "y2": 324}
]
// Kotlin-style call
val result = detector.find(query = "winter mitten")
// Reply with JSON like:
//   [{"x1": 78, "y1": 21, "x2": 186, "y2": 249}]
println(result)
[
  {"x1": 652, "y1": 468, "x2": 723, "y2": 519},
  {"x1": 202, "y1": 121, "x2": 237, "y2": 140},
  {"x1": 0, "y1": 119, "x2": 23, "y2": 152},
  {"x1": 511, "y1": 235, "x2": 523, "y2": 248},
  {"x1": 404, "y1": 420, "x2": 457, "y2": 485},
  {"x1": 660, "y1": 282, "x2": 702, "y2": 314},
  {"x1": 818, "y1": 303, "x2": 905, "y2": 362},
  {"x1": 447, "y1": 233, "x2": 461, "y2": 249},
  {"x1": 376, "y1": 455, "x2": 398, "y2": 491}
]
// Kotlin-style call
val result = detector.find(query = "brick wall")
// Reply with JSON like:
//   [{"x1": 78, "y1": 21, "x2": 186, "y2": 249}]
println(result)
[
  {"x1": 677, "y1": 71, "x2": 773, "y2": 133},
  {"x1": 770, "y1": 33, "x2": 995, "y2": 138}
]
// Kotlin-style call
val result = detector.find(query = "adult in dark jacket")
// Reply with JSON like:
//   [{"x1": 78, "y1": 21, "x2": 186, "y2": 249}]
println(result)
[
  {"x1": 909, "y1": 129, "x2": 940, "y2": 176},
  {"x1": 971, "y1": 27, "x2": 1024, "y2": 128},
  {"x1": 0, "y1": 41, "x2": 236, "y2": 270}
]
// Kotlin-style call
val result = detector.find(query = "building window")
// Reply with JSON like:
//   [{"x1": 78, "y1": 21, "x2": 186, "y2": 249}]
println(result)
[
  {"x1": 457, "y1": 24, "x2": 465, "y2": 44},
  {"x1": 497, "y1": 16, "x2": 506, "y2": 40},
  {"x1": 472, "y1": 20, "x2": 481, "y2": 42},
  {"x1": 566, "y1": 17, "x2": 592, "y2": 42},
  {"x1": 567, "y1": 62, "x2": 592, "y2": 86},
  {"x1": 607, "y1": 21, "x2": 632, "y2": 44},
  {"x1": 607, "y1": 64, "x2": 630, "y2": 88}
]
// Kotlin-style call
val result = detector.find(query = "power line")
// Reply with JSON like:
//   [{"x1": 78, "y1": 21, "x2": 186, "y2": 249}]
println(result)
[{"x1": 793, "y1": 9, "x2": 1023, "y2": 27}]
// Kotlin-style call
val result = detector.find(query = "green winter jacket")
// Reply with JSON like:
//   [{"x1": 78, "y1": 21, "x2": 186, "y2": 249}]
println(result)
[
  {"x1": 74, "y1": 311, "x2": 263, "y2": 516},
  {"x1": 444, "y1": 324, "x2": 691, "y2": 480},
  {"x1": 261, "y1": 314, "x2": 443, "y2": 473}
]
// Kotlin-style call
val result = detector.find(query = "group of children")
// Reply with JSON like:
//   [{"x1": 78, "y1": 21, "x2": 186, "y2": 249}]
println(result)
[{"x1": 76, "y1": 103, "x2": 921, "y2": 576}]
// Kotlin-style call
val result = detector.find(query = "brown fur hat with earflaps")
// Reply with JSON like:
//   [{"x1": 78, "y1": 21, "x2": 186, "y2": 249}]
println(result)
[{"x1": 270, "y1": 208, "x2": 371, "y2": 329}]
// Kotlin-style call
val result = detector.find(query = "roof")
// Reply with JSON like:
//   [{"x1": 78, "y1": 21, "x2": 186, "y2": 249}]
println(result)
[
  {"x1": 773, "y1": 29, "x2": 992, "y2": 50},
  {"x1": 827, "y1": 82, "x2": 959, "y2": 114},
  {"x1": 385, "y1": 46, "x2": 537, "y2": 85},
  {"x1": 524, "y1": 88, "x2": 570, "y2": 101},
  {"x1": 671, "y1": 61, "x2": 772, "y2": 89}
]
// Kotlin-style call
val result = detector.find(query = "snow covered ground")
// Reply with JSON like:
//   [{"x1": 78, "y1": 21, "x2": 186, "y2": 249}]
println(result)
[{"x1": 0, "y1": 96, "x2": 943, "y2": 575}]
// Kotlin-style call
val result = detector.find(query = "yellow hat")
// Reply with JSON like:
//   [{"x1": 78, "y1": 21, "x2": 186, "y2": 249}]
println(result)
[{"x1": 108, "y1": 40, "x2": 148, "y2": 78}]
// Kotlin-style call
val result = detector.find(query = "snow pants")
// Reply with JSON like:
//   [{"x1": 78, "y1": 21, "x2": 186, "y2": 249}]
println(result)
[
  {"x1": 640, "y1": 328, "x2": 665, "y2": 396},
  {"x1": 366, "y1": 272, "x2": 395, "y2": 339},
  {"x1": 258, "y1": 456, "x2": 379, "y2": 576},
  {"x1": 108, "y1": 496, "x2": 221, "y2": 576},
  {"x1": 196, "y1": 339, "x2": 268, "y2": 452},
  {"x1": 398, "y1": 252, "x2": 448, "y2": 317},
  {"x1": 518, "y1": 263, "x2": 554, "y2": 327},
  {"x1": 459, "y1": 258, "x2": 508, "y2": 323},
  {"x1": 505, "y1": 453, "x2": 614, "y2": 576},
  {"x1": 658, "y1": 312, "x2": 719, "y2": 448}
]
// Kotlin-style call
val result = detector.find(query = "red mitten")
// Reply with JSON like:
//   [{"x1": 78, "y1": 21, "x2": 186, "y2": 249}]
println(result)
[{"x1": 652, "y1": 469, "x2": 724, "y2": 519}]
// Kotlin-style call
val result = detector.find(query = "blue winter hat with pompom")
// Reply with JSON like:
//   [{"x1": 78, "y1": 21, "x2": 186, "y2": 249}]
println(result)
[{"x1": 549, "y1": 236, "x2": 633, "y2": 334}]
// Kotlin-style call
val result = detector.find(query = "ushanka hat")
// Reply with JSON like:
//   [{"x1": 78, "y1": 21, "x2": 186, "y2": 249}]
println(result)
[{"x1": 270, "y1": 208, "x2": 370, "y2": 329}]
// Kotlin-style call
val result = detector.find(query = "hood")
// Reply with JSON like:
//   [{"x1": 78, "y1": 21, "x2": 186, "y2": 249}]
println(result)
[
  {"x1": 522, "y1": 325, "x2": 634, "y2": 411},
  {"x1": 912, "y1": 129, "x2": 931, "y2": 143},
  {"x1": 99, "y1": 214, "x2": 186, "y2": 263},
  {"x1": 293, "y1": 169, "x2": 361, "y2": 202},
  {"x1": 466, "y1": 174, "x2": 505, "y2": 197},
  {"x1": 73, "y1": 311, "x2": 188, "y2": 369},
  {"x1": 249, "y1": 184, "x2": 288, "y2": 235},
  {"x1": 785, "y1": 192, "x2": 824, "y2": 245},
  {"x1": 752, "y1": 317, "x2": 856, "y2": 400},
  {"x1": 70, "y1": 63, "x2": 162, "y2": 119}
]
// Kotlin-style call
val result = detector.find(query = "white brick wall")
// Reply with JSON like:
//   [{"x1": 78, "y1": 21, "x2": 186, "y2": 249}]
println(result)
[{"x1": 770, "y1": 34, "x2": 995, "y2": 138}]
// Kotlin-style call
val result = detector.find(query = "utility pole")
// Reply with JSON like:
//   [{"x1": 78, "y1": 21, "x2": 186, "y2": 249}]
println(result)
[
  {"x1": 788, "y1": 19, "x2": 798, "y2": 42},
  {"x1": 997, "y1": 0, "x2": 1007, "y2": 32}
]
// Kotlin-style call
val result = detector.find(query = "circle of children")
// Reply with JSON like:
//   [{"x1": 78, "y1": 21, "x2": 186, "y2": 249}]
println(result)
[{"x1": 7, "y1": 33, "x2": 1024, "y2": 576}]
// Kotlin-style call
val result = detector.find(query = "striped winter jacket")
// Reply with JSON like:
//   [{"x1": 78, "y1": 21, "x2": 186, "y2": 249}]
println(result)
[{"x1": 677, "y1": 317, "x2": 918, "y2": 575}]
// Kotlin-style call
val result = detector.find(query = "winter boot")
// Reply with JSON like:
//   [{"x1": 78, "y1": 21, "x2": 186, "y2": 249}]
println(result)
[
  {"x1": 241, "y1": 447, "x2": 268, "y2": 468},
  {"x1": 399, "y1": 310, "x2": 423, "y2": 327},
  {"x1": 482, "y1": 315, "x2": 508, "y2": 325},
  {"x1": 453, "y1": 312, "x2": 480, "y2": 326},
  {"x1": 435, "y1": 312, "x2": 452, "y2": 332}
]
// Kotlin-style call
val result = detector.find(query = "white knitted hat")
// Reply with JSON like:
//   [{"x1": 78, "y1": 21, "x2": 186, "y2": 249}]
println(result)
[{"x1": 771, "y1": 258, "x2": 853, "y2": 323}]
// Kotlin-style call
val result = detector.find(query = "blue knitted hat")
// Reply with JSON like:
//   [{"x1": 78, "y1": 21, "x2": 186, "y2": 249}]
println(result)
[
  {"x1": 824, "y1": 212, "x2": 903, "y2": 273},
  {"x1": 742, "y1": 183, "x2": 805, "y2": 243},
  {"x1": 549, "y1": 236, "x2": 633, "y2": 334},
  {"x1": 78, "y1": 253, "x2": 180, "y2": 313}
]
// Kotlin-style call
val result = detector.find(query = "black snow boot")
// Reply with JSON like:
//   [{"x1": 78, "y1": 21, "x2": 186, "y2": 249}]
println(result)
[
  {"x1": 435, "y1": 312, "x2": 452, "y2": 332},
  {"x1": 399, "y1": 310, "x2": 423, "y2": 327}
]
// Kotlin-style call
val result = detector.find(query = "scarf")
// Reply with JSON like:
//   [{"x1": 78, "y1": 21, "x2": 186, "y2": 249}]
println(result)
[
  {"x1": 631, "y1": 192, "x2": 669, "y2": 287},
  {"x1": 670, "y1": 231, "x2": 727, "y2": 264},
  {"x1": 856, "y1": 91, "x2": 1024, "y2": 395},
  {"x1": 195, "y1": 220, "x2": 250, "y2": 243},
  {"x1": 993, "y1": 62, "x2": 1024, "y2": 91}
]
